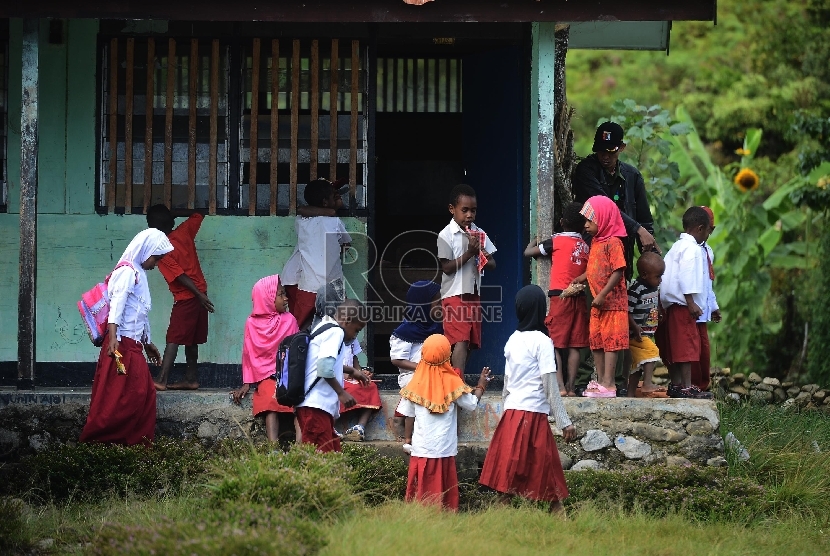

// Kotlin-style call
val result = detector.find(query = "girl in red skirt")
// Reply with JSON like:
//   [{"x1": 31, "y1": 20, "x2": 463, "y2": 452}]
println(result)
[
  {"x1": 398, "y1": 334, "x2": 490, "y2": 511},
  {"x1": 479, "y1": 285, "x2": 576, "y2": 513},
  {"x1": 339, "y1": 338, "x2": 382, "y2": 442},
  {"x1": 232, "y1": 275, "x2": 300, "y2": 442},
  {"x1": 80, "y1": 229, "x2": 174, "y2": 446}
]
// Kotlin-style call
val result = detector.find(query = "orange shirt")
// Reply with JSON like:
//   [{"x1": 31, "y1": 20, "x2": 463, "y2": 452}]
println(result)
[
  {"x1": 586, "y1": 237, "x2": 627, "y2": 311},
  {"x1": 157, "y1": 213, "x2": 208, "y2": 301}
]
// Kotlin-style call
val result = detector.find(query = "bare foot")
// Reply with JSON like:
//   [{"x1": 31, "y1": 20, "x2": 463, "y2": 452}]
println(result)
[
  {"x1": 566, "y1": 391, "x2": 576, "y2": 397},
  {"x1": 168, "y1": 381, "x2": 199, "y2": 390},
  {"x1": 559, "y1": 390, "x2": 568, "y2": 397},
  {"x1": 640, "y1": 386, "x2": 667, "y2": 393},
  {"x1": 154, "y1": 381, "x2": 168, "y2": 391}
]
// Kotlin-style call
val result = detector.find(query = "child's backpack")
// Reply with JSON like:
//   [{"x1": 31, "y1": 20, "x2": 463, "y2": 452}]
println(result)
[
  {"x1": 275, "y1": 323, "x2": 343, "y2": 407},
  {"x1": 77, "y1": 262, "x2": 137, "y2": 347}
]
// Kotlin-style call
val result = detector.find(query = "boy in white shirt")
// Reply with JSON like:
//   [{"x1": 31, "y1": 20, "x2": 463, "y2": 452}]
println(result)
[
  {"x1": 691, "y1": 206, "x2": 722, "y2": 392},
  {"x1": 656, "y1": 207, "x2": 713, "y2": 399},
  {"x1": 283, "y1": 179, "x2": 352, "y2": 330},
  {"x1": 296, "y1": 298, "x2": 369, "y2": 452},
  {"x1": 437, "y1": 184, "x2": 497, "y2": 373}
]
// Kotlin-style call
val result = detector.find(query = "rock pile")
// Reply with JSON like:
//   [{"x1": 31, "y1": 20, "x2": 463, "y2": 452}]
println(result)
[{"x1": 707, "y1": 368, "x2": 830, "y2": 409}]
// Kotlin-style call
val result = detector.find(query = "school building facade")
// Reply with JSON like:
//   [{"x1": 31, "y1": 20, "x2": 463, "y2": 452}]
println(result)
[{"x1": 0, "y1": 1, "x2": 716, "y2": 389}]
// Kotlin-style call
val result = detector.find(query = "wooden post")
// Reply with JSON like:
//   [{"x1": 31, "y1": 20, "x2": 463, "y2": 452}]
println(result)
[
  {"x1": 530, "y1": 22, "x2": 557, "y2": 292},
  {"x1": 18, "y1": 19, "x2": 39, "y2": 389}
]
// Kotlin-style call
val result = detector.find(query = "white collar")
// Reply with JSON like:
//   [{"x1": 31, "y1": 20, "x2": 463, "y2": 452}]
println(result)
[{"x1": 449, "y1": 219, "x2": 478, "y2": 234}]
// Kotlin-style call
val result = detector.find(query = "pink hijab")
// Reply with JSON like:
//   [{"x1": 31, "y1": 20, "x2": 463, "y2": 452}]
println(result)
[
  {"x1": 241, "y1": 275, "x2": 299, "y2": 384},
  {"x1": 580, "y1": 195, "x2": 627, "y2": 243}
]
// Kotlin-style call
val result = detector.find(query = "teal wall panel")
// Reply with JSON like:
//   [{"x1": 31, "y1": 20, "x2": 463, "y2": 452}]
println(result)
[
  {"x1": 37, "y1": 19, "x2": 68, "y2": 214},
  {"x1": 7, "y1": 19, "x2": 21, "y2": 214}
]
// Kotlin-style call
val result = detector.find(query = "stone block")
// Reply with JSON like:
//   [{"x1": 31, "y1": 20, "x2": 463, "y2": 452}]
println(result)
[
  {"x1": 631, "y1": 422, "x2": 688, "y2": 443},
  {"x1": 678, "y1": 435, "x2": 724, "y2": 461},
  {"x1": 707, "y1": 456, "x2": 728, "y2": 467},
  {"x1": 730, "y1": 385, "x2": 748, "y2": 396},
  {"x1": 581, "y1": 429, "x2": 612, "y2": 451},
  {"x1": 558, "y1": 450, "x2": 573, "y2": 470},
  {"x1": 732, "y1": 373, "x2": 745, "y2": 381},
  {"x1": 727, "y1": 393, "x2": 742, "y2": 403},
  {"x1": 813, "y1": 391, "x2": 826, "y2": 402},
  {"x1": 615, "y1": 436, "x2": 652, "y2": 459},
  {"x1": 571, "y1": 459, "x2": 602, "y2": 471},
  {"x1": 802, "y1": 384, "x2": 820, "y2": 393},
  {"x1": 781, "y1": 381, "x2": 794, "y2": 388},
  {"x1": 762, "y1": 377, "x2": 780, "y2": 386},
  {"x1": 748, "y1": 372, "x2": 762, "y2": 384},
  {"x1": 794, "y1": 391, "x2": 812, "y2": 406},
  {"x1": 787, "y1": 386, "x2": 802, "y2": 397},
  {"x1": 685, "y1": 420, "x2": 714, "y2": 436},
  {"x1": 753, "y1": 383, "x2": 774, "y2": 392},
  {"x1": 773, "y1": 388, "x2": 787, "y2": 402},
  {"x1": 666, "y1": 455, "x2": 692, "y2": 466},
  {"x1": 750, "y1": 390, "x2": 773, "y2": 402}
]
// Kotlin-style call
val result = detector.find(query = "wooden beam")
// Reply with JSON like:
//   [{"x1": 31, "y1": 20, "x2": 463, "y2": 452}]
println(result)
[
  {"x1": 249, "y1": 38, "x2": 260, "y2": 215},
  {"x1": 107, "y1": 37, "x2": 117, "y2": 212},
  {"x1": 269, "y1": 39, "x2": 279, "y2": 215},
  {"x1": 164, "y1": 38, "x2": 176, "y2": 208},
  {"x1": 310, "y1": 39, "x2": 319, "y2": 180},
  {"x1": 208, "y1": 39, "x2": 218, "y2": 214},
  {"x1": 329, "y1": 38, "x2": 338, "y2": 181},
  {"x1": 143, "y1": 38, "x2": 154, "y2": 214},
  {"x1": 188, "y1": 38, "x2": 198, "y2": 209},
  {"x1": 349, "y1": 40, "x2": 358, "y2": 205},
  {"x1": 289, "y1": 39, "x2": 300, "y2": 215},
  {"x1": 124, "y1": 38, "x2": 134, "y2": 213},
  {"x1": 18, "y1": 18, "x2": 39, "y2": 389}
]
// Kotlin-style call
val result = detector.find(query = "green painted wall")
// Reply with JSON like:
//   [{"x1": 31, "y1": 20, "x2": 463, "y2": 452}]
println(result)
[{"x1": 0, "y1": 19, "x2": 369, "y2": 365}]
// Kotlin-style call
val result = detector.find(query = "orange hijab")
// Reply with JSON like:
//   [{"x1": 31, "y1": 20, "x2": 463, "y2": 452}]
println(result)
[{"x1": 400, "y1": 334, "x2": 472, "y2": 413}]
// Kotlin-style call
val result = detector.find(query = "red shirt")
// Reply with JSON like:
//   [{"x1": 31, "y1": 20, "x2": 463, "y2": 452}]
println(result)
[
  {"x1": 540, "y1": 233, "x2": 589, "y2": 291},
  {"x1": 586, "y1": 237, "x2": 627, "y2": 311},
  {"x1": 157, "y1": 213, "x2": 208, "y2": 301}
]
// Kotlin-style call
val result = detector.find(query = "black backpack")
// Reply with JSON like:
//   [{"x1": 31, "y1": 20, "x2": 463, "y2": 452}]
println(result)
[{"x1": 274, "y1": 323, "x2": 343, "y2": 407}]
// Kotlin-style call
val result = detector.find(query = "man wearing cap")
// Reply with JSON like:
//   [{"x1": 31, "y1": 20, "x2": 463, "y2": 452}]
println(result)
[{"x1": 573, "y1": 121, "x2": 659, "y2": 276}]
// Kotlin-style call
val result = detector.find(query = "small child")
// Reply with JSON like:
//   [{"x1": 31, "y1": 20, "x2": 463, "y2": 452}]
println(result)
[
  {"x1": 147, "y1": 204, "x2": 215, "y2": 391},
  {"x1": 398, "y1": 334, "x2": 490, "y2": 511},
  {"x1": 339, "y1": 337, "x2": 382, "y2": 442},
  {"x1": 231, "y1": 275, "x2": 300, "y2": 443},
  {"x1": 282, "y1": 179, "x2": 352, "y2": 330},
  {"x1": 437, "y1": 184, "x2": 497, "y2": 373},
  {"x1": 390, "y1": 281, "x2": 443, "y2": 446},
  {"x1": 524, "y1": 202, "x2": 590, "y2": 396},
  {"x1": 691, "y1": 206, "x2": 721, "y2": 392},
  {"x1": 656, "y1": 206, "x2": 714, "y2": 399},
  {"x1": 296, "y1": 298, "x2": 368, "y2": 452},
  {"x1": 479, "y1": 285, "x2": 576, "y2": 512},
  {"x1": 580, "y1": 195, "x2": 629, "y2": 398},
  {"x1": 627, "y1": 252, "x2": 666, "y2": 398}
]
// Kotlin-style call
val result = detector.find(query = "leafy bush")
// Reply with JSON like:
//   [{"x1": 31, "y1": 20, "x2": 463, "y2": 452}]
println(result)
[
  {"x1": 88, "y1": 503, "x2": 325, "y2": 556},
  {"x1": 0, "y1": 497, "x2": 35, "y2": 553},
  {"x1": 3, "y1": 437, "x2": 211, "y2": 502},
  {"x1": 206, "y1": 443, "x2": 359, "y2": 520},
  {"x1": 341, "y1": 444, "x2": 408, "y2": 505},
  {"x1": 564, "y1": 466, "x2": 767, "y2": 522}
]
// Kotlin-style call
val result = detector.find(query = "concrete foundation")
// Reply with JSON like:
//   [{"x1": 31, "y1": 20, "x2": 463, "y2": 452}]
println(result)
[{"x1": 0, "y1": 389, "x2": 724, "y2": 470}]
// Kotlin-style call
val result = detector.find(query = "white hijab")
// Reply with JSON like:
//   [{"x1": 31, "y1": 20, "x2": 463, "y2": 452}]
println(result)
[{"x1": 112, "y1": 228, "x2": 174, "y2": 311}]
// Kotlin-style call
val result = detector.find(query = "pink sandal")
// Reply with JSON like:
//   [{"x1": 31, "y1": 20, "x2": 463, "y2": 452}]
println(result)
[{"x1": 583, "y1": 383, "x2": 617, "y2": 398}]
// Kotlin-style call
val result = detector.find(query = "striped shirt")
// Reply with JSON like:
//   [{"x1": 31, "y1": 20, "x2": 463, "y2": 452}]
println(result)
[{"x1": 628, "y1": 278, "x2": 659, "y2": 336}]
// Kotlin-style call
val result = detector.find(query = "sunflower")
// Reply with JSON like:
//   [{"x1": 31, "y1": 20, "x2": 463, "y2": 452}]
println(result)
[
  {"x1": 817, "y1": 176, "x2": 829, "y2": 190},
  {"x1": 734, "y1": 168, "x2": 760, "y2": 192}
]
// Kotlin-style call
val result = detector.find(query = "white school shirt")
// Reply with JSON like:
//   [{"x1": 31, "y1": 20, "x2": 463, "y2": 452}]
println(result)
[
  {"x1": 107, "y1": 266, "x2": 153, "y2": 344},
  {"x1": 298, "y1": 316, "x2": 347, "y2": 419},
  {"x1": 281, "y1": 216, "x2": 352, "y2": 293},
  {"x1": 698, "y1": 242, "x2": 719, "y2": 323},
  {"x1": 437, "y1": 219, "x2": 497, "y2": 299},
  {"x1": 503, "y1": 330, "x2": 572, "y2": 430},
  {"x1": 389, "y1": 334, "x2": 424, "y2": 388},
  {"x1": 660, "y1": 233, "x2": 706, "y2": 310},
  {"x1": 397, "y1": 393, "x2": 479, "y2": 458}
]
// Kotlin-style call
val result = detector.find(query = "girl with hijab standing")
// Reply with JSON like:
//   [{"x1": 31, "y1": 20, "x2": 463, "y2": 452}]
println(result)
[
  {"x1": 80, "y1": 229, "x2": 173, "y2": 445},
  {"x1": 398, "y1": 334, "x2": 490, "y2": 511},
  {"x1": 580, "y1": 195, "x2": 629, "y2": 398},
  {"x1": 232, "y1": 275, "x2": 300, "y2": 442},
  {"x1": 479, "y1": 285, "x2": 576, "y2": 513},
  {"x1": 389, "y1": 281, "x2": 443, "y2": 443}
]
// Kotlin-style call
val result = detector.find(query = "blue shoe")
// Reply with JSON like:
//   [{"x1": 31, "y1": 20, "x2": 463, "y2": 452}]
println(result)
[{"x1": 343, "y1": 424, "x2": 365, "y2": 442}]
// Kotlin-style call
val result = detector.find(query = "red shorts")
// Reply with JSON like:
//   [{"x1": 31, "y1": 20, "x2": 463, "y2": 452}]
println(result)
[
  {"x1": 442, "y1": 294, "x2": 482, "y2": 349},
  {"x1": 655, "y1": 304, "x2": 701, "y2": 364},
  {"x1": 545, "y1": 295, "x2": 589, "y2": 349},
  {"x1": 285, "y1": 285, "x2": 317, "y2": 328},
  {"x1": 589, "y1": 308, "x2": 629, "y2": 352},
  {"x1": 252, "y1": 377, "x2": 294, "y2": 417},
  {"x1": 295, "y1": 406, "x2": 341, "y2": 452},
  {"x1": 166, "y1": 295, "x2": 209, "y2": 345}
]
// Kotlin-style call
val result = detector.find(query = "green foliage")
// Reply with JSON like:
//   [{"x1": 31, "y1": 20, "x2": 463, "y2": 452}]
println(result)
[
  {"x1": 206, "y1": 443, "x2": 360, "y2": 521},
  {"x1": 341, "y1": 444, "x2": 408, "y2": 505},
  {"x1": 0, "y1": 497, "x2": 35, "y2": 553},
  {"x1": 3, "y1": 437, "x2": 210, "y2": 503},
  {"x1": 564, "y1": 467, "x2": 766, "y2": 522}
]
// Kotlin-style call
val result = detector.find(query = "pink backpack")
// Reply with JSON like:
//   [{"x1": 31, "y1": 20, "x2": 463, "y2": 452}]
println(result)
[{"x1": 77, "y1": 262, "x2": 136, "y2": 346}]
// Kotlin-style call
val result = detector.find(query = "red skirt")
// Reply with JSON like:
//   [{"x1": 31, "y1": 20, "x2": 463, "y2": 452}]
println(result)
[
  {"x1": 340, "y1": 379, "x2": 382, "y2": 413},
  {"x1": 252, "y1": 377, "x2": 294, "y2": 416},
  {"x1": 80, "y1": 336, "x2": 156, "y2": 446},
  {"x1": 406, "y1": 456, "x2": 459, "y2": 511},
  {"x1": 479, "y1": 409, "x2": 569, "y2": 502}
]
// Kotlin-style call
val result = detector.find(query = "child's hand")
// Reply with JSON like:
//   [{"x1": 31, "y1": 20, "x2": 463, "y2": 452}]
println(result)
[
  {"x1": 591, "y1": 293, "x2": 606, "y2": 308},
  {"x1": 562, "y1": 425, "x2": 577, "y2": 442},
  {"x1": 477, "y1": 366, "x2": 492, "y2": 390},
  {"x1": 338, "y1": 391, "x2": 357, "y2": 408},
  {"x1": 712, "y1": 310, "x2": 722, "y2": 323},
  {"x1": 231, "y1": 383, "x2": 250, "y2": 404},
  {"x1": 630, "y1": 324, "x2": 643, "y2": 341},
  {"x1": 107, "y1": 335, "x2": 120, "y2": 358},
  {"x1": 198, "y1": 292, "x2": 216, "y2": 313},
  {"x1": 465, "y1": 230, "x2": 481, "y2": 254},
  {"x1": 144, "y1": 343, "x2": 162, "y2": 366},
  {"x1": 688, "y1": 302, "x2": 703, "y2": 320},
  {"x1": 351, "y1": 368, "x2": 371, "y2": 386}
]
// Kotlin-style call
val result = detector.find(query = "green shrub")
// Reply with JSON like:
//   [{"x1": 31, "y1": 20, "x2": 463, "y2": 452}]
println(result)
[
  {"x1": 0, "y1": 497, "x2": 35, "y2": 553},
  {"x1": 341, "y1": 444, "x2": 408, "y2": 505},
  {"x1": 563, "y1": 466, "x2": 767, "y2": 522},
  {"x1": 206, "y1": 443, "x2": 359, "y2": 520},
  {"x1": 3, "y1": 438, "x2": 211, "y2": 502},
  {"x1": 88, "y1": 503, "x2": 325, "y2": 556}
]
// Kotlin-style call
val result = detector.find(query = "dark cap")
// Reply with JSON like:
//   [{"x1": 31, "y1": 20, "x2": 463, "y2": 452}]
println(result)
[{"x1": 592, "y1": 121, "x2": 625, "y2": 152}]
